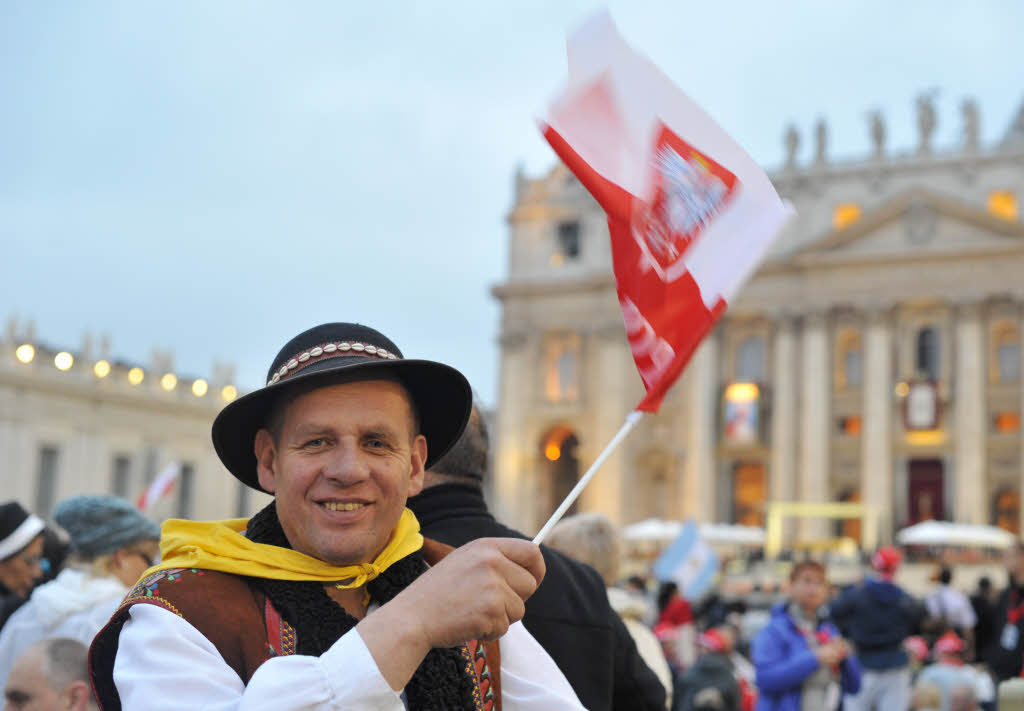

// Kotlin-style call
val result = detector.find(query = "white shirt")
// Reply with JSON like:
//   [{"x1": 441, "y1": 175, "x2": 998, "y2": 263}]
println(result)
[
  {"x1": 0, "y1": 568, "x2": 127, "y2": 686},
  {"x1": 113, "y1": 604, "x2": 587, "y2": 710},
  {"x1": 925, "y1": 586, "x2": 977, "y2": 630}
]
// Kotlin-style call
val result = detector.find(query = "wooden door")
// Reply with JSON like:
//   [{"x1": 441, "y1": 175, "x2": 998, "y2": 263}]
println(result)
[{"x1": 908, "y1": 458, "x2": 945, "y2": 523}]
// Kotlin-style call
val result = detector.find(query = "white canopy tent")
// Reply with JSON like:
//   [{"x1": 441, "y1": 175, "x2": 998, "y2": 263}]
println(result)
[
  {"x1": 622, "y1": 518, "x2": 765, "y2": 546},
  {"x1": 895, "y1": 520, "x2": 1016, "y2": 549}
]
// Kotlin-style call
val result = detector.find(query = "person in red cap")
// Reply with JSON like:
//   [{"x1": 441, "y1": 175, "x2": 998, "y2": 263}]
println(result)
[
  {"x1": 916, "y1": 632, "x2": 993, "y2": 711},
  {"x1": 830, "y1": 546, "x2": 926, "y2": 711}
]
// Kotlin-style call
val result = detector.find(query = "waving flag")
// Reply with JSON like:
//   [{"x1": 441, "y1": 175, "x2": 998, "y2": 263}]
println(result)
[
  {"x1": 541, "y1": 12, "x2": 793, "y2": 412},
  {"x1": 136, "y1": 462, "x2": 181, "y2": 513},
  {"x1": 653, "y1": 520, "x2": 719, "y2": 599}
]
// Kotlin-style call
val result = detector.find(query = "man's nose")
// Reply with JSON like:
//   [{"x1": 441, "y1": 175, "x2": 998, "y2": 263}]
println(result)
[{"x1": 323, "y1": 440, "x2": 370, "y2": 485}]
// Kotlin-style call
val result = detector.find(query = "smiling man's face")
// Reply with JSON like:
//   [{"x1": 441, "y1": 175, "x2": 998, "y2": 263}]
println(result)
[{"x1": 254, "y1": 379, "x2": 426, "y2": 566}]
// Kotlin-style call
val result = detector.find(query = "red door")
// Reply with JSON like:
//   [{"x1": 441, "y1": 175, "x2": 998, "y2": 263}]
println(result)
[{"x1": 908, "y1": 459, "x2": 945, "y2": 523}]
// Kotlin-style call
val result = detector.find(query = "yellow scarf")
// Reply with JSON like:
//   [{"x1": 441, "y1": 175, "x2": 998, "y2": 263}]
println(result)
[{"x1": 139, "y1": 508, "x2": 423, "y2": 590}]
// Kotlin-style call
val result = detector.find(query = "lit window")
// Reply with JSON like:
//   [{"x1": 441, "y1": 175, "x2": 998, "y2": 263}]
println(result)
[
  {"x1": 832, "y1": 203, "x2": 862, "y2": 230},
  {"x1": 988, "y1": 191, "x2": 1018, "y2": 221},
  {"x1": 544, "y1": 333, "x2": 581, "y2": 403},
  {"x1": 732, "y1": 461, "x2": 766, "y2": 527},
  {"x1": 839, "y1": 415, "x2": 862, "y2": 436},
  {"x1": 995, "y1": 412, "x2": 1020, "y2": 434},
  {"x1": 994, "y1": 489, "x2": 1021, "y2": 535}
]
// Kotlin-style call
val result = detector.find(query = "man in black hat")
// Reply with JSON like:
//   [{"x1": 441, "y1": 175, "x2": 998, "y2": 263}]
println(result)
[
  {"x1": 409, "y1": 405, "x2": 669, "y2": 710},
  {"x1": 89, "y1": 323, "x2": 584, "y2": 710},
  {"x1": 0, "y1": 501, "x2": 46, "y2": 630}
]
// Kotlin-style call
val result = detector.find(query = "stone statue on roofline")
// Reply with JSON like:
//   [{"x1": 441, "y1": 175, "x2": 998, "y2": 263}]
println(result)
[
  {"x1": 916, "y1": 90, "x2": 938, "y2": 155},
  {"x1": 1004, "y1": 99, "x2": 1024, "y2": 148},
  {"x1": 868, "y1": 110, "x2": 886, "y2": 159},
  {"x1": 783, "y1": 123, "x2": 799, "y2": 169},
  {"x1": 961, "y1": 99, "x2": 980, "y2": 152},
  {"x1": 814, "y1": 118, "x2": 828, "y2": 165}
]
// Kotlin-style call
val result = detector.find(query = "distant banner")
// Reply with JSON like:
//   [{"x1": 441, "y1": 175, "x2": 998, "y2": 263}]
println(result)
[{"x1": 137, "y1": 462, "x2": 180, "y2": 513}]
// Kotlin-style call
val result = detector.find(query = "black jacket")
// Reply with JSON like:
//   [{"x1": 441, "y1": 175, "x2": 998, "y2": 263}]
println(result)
[
  {"x1": 984, "y1": 583, "x2": 1024, "y2": 680},
  {"x1": 0, "y1": 583, "x2": 26, "y2": 631},
  {"x1": 675, "y1": 654, "x2": 741, "y2": 711},
  {"x1": 408, "y1": 483, "x2": 667, "y2": 711}
]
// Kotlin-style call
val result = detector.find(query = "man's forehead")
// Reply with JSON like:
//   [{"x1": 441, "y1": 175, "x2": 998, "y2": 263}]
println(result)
[{"x1": 284, "y1": 379, "x2": 416, "y2": 424}]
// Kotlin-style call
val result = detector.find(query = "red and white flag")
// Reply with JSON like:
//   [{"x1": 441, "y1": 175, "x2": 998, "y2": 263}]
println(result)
[
  {"x1": 136, "y1": 462, "x2": 181, "y2": 513},
  {"x1": 541, "y1": 12, "x2": 794, "y2": 412}
]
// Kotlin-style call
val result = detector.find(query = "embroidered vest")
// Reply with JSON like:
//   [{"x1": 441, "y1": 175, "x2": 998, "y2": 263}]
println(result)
[{"x1": 89, "y1": 538, "x2": 501, "y2": 710}]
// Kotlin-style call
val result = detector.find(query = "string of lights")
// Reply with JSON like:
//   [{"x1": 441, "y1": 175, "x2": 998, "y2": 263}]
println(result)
[{"x1": 9, "y1": 341, "x2": 238, "y2": 402}]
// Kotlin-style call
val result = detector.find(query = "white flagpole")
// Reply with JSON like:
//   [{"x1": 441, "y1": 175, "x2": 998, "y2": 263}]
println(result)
[{"x1": 533, "y1": 410, "x2": 645, "y2": 544}]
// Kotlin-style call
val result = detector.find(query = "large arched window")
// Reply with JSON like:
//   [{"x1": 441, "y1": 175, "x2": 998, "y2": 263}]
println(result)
[
  {"x1": 991, "y1": 321, "x2": 1020, "y2": 384},
  {"x1": 540, "y1": 426, "x2": 581, "y2": 517},
  {"x1": 993, "y1": 488, "x2": 1021, "y2": 535},
  {"x1": 834, "y1": 329, "x2": 863, "y2": 390},
  {"x1": 731, "y1": 461, "x2": 766, "y2": 527},
  {"x1": 736, "y1": 336, "x2": 765, "y2": 383},
  {"x1": 915, "y1": 327, "x2": 941, "y2": 381}
]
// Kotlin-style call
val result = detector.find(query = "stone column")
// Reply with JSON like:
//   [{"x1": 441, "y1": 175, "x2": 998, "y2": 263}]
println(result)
[
  {"x1": 770, "y1": 316, "x2": 798, "y2": 543},
  {"x1": 492, "y1": 331, "x2": 531, "y2": 529},
  {"x1": 584, "y1": 330, "x2": 635, "y2": 524},
  {"x1": 861, "y1": 309, "x2": 894, "y2": 545},
  {"x1": 681, "y1": 336, "x2": 718, "y2": 523},
  {"x1": 799, "y1": 312, "x2": 830, "y2": 540},
  {"x1": 954, "y1": 303, "x2": 986, "y2": 524},
  {"x1": 770, "y1": 317, "x2": 798, "y2": 501},
  {"x1": 1019, "y1": 304, "x2": 1024, "y2": 535}
]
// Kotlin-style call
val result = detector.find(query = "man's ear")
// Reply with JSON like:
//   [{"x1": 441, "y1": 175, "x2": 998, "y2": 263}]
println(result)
[
  {"x1": 254, "y1": 429, "x2": 279, "y2": 494},
  {"x1": 406, "y1": 434, "x2": 427, "y2": 498},
  {"x1": 63, "y1": 679, "x2": 91, "y2": 711}
]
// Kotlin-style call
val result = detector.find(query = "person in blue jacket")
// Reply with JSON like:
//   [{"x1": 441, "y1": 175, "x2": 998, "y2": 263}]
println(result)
[{"x1": 752, "y1": 560, "x2": 861, "y2": 711}]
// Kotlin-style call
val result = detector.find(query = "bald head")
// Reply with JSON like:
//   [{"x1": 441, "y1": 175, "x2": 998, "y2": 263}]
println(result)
[{"x1": 4, "y1": 638, "x2": 95, "y2": 711}]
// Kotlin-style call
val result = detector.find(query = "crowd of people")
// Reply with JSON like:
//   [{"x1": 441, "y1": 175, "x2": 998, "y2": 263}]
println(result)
[{"x1": 0, "y1": 321, "x2": 1023, "y2": 711}]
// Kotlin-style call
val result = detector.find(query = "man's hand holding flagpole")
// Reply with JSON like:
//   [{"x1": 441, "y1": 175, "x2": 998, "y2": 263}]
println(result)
[{"x1": 534, "y1": 12, "x2": 794, "y2": 544}]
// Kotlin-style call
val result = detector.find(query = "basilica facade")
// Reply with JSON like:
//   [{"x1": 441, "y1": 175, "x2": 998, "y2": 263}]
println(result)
[
  {"x1": 0, "y1": 323, "x2": 268, "y2": 523},
  {"x1": 492, "y1": 96, "x2": 1024, "y2": 545}
]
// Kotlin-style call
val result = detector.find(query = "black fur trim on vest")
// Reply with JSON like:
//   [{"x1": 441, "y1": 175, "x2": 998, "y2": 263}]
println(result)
[{"x1": 245, "y1": 502, "x2": 477, "y2": 710}]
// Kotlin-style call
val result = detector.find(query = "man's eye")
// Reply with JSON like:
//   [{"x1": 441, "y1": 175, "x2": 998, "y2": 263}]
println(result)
[
  {"x1": 304, "y1": 438, "x2": 327, "y2": 448},
  {"x1": 366, "y1": 439, "x2": 388, "y2": 449}
]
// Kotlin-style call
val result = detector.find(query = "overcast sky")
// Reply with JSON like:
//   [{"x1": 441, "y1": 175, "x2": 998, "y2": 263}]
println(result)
[{"x1": 2, "y1": 2, "x2": 1022, "y2": 406}]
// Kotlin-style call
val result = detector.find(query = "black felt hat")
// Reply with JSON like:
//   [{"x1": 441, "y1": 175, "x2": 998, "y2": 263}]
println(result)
[{"x1": 212, "y1": 323, "x2": 472, "y2": 492}]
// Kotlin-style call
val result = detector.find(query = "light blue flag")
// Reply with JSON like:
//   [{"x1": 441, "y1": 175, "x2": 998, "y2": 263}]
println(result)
[{"x1": 653, "y1": 519, "x2": 719, "y2": 599}]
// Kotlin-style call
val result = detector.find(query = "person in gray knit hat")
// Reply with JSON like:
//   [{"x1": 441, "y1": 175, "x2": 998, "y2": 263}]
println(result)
[{"x1": 0, "y1": 497, "x2": 159, "y2": 688}]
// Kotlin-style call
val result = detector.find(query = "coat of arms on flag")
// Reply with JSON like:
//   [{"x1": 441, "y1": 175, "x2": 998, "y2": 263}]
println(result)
[{"x1": 632, "y1": 125, "x2": 740, "y2": 283}]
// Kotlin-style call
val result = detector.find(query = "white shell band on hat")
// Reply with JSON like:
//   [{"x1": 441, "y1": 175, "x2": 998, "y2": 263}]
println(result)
[
  {"x1": 267, "y1": 341, "x2": 399, "y2": 386},
  {"x1": 0, "y1": 513, "x2": 44, "y2": 560}
]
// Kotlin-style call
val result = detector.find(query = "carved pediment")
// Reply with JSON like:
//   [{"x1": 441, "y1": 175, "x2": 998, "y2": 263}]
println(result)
[{"x1": 787, "y1": 188, "x2": 1024, "y2": 265}]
